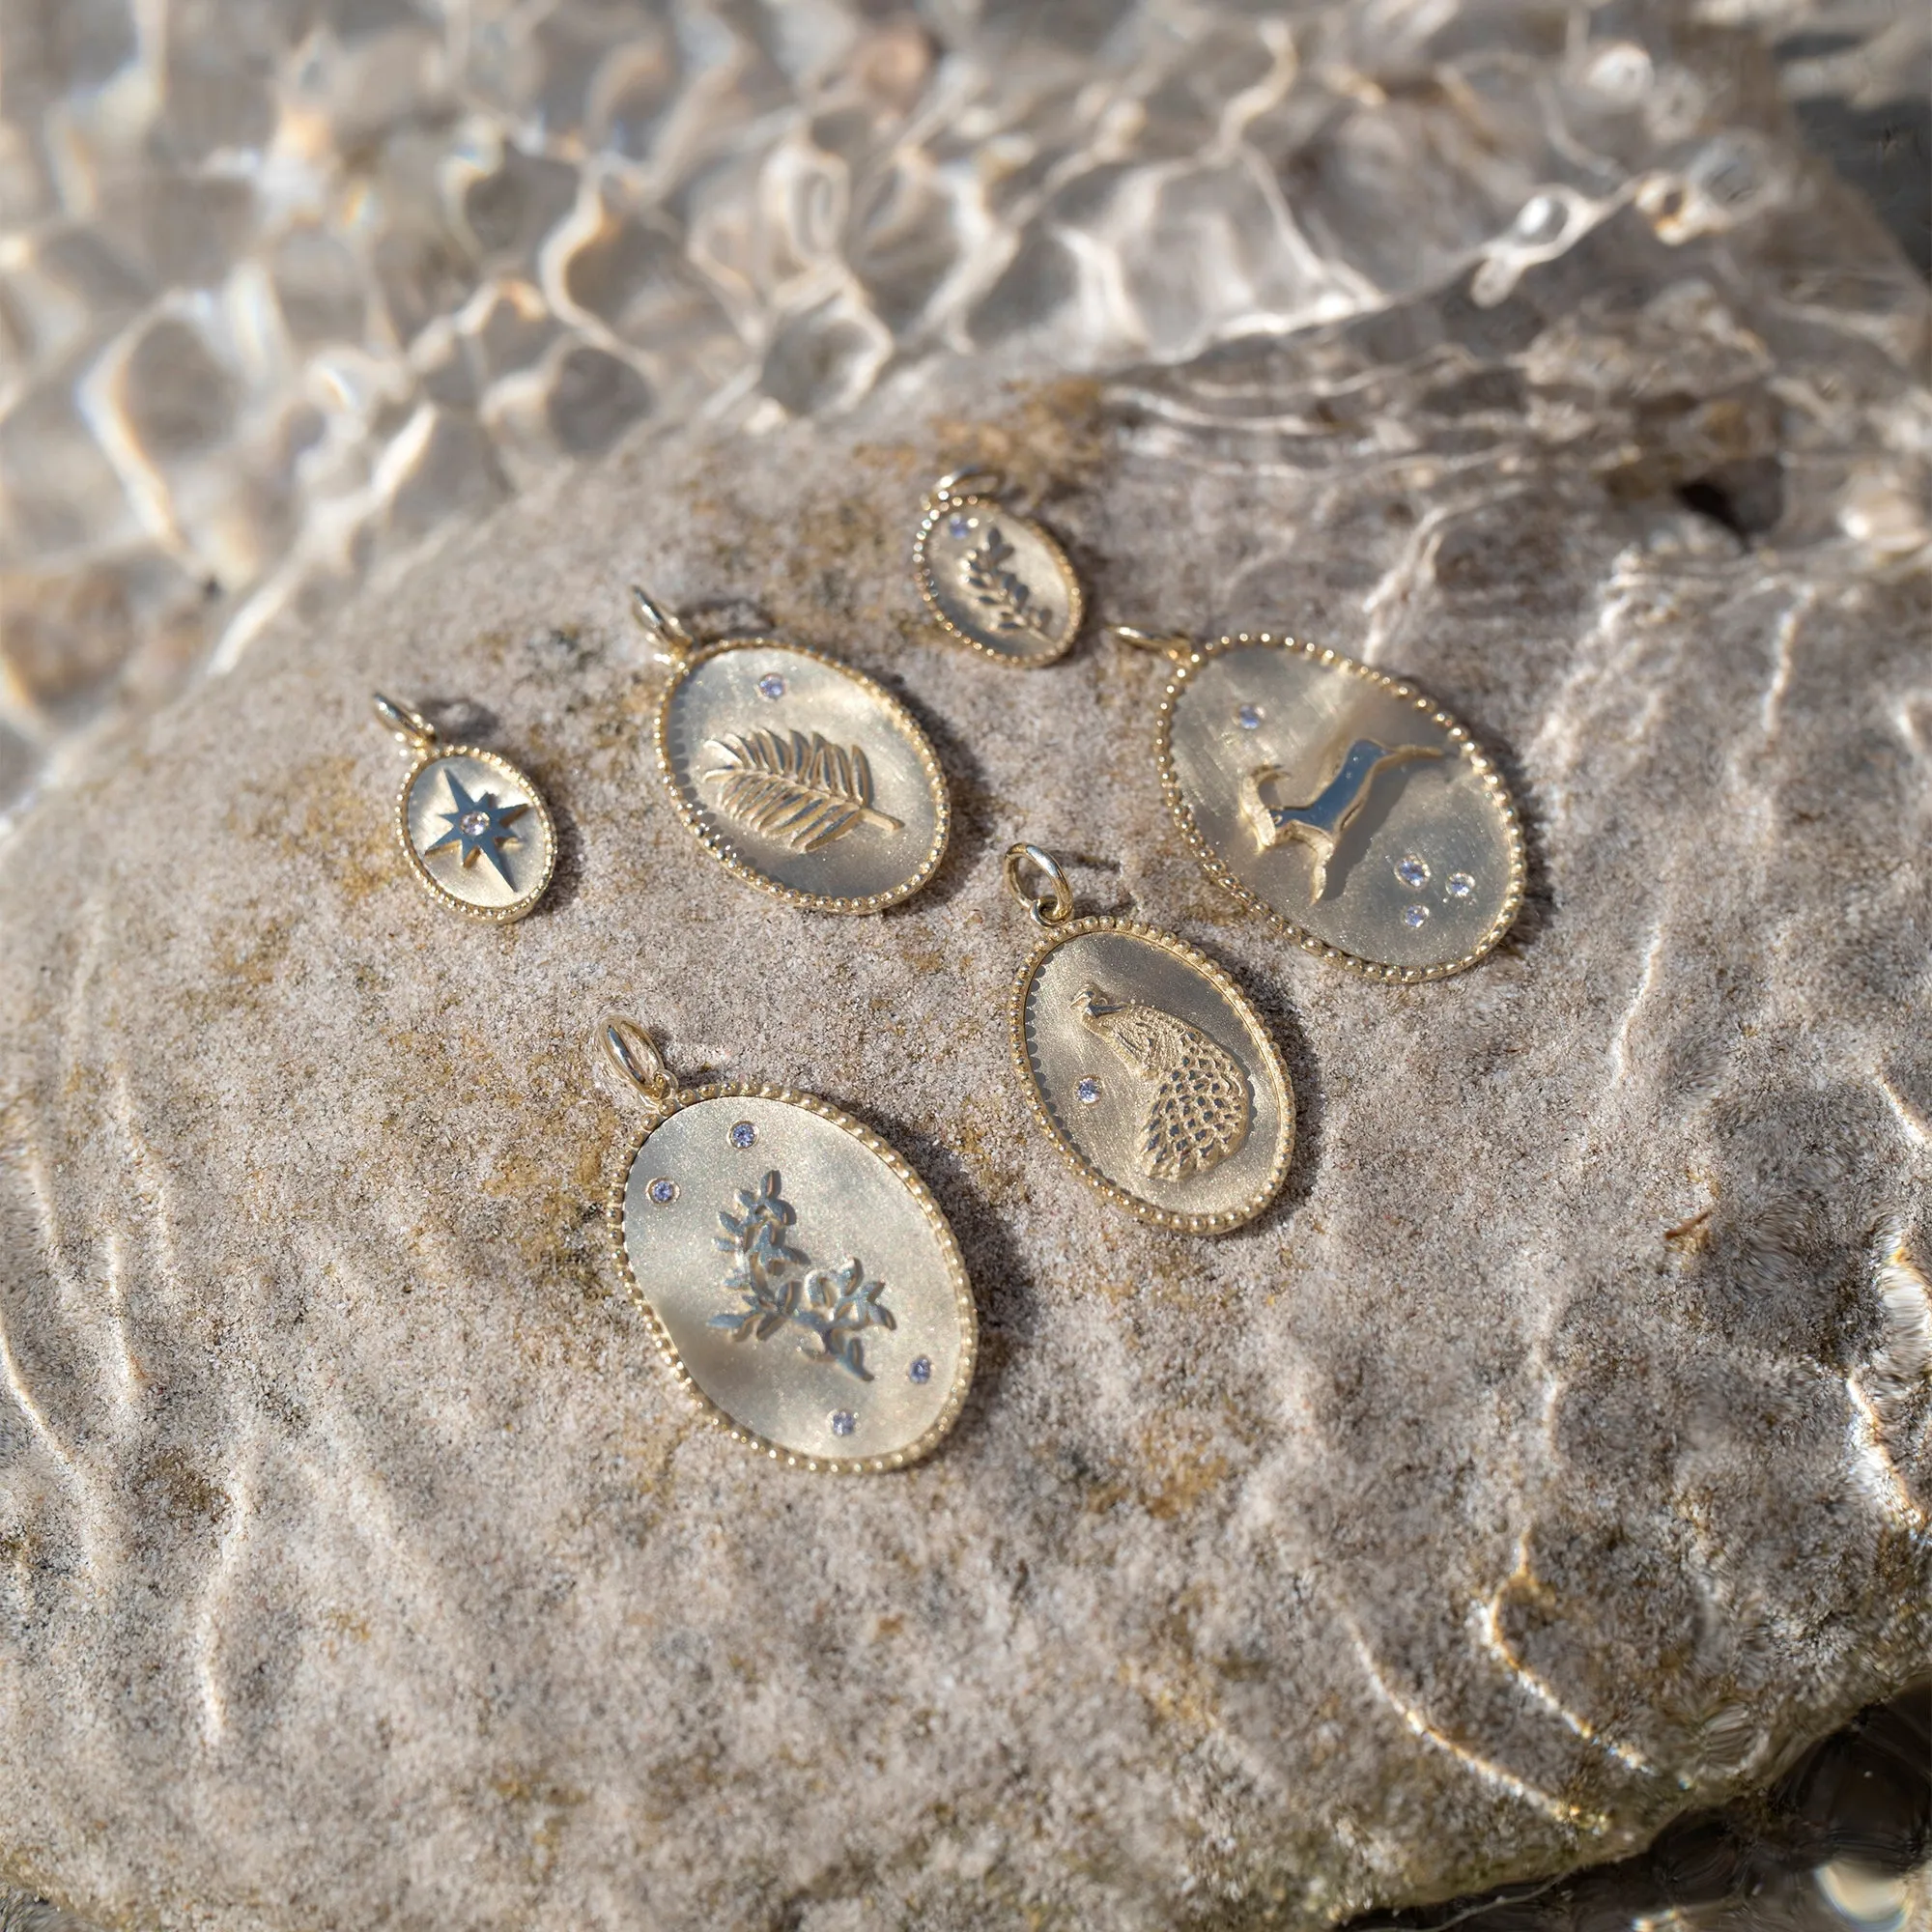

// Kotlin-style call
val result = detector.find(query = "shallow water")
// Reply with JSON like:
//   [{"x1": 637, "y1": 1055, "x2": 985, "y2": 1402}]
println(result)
[{"x1": 0, "y1": 0, "x2": 1924, "y2": 1924}]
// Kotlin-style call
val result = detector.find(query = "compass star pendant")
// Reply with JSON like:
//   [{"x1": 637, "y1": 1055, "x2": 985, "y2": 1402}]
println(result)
[{"x1": 373, "y1": 694, "x2": 558, "y2": 923}]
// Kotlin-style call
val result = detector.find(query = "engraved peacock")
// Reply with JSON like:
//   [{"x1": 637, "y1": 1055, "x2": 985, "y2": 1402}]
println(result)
[
  {"x1": 708, "y1": 1171, "x2": 894, "y2": 1380},
  {"x1": 701, "y1": 729, "x2": 903, "y2": 853},
  {"x1": 957, "y1": 525, "x2": 1056, "y2": 642},
  {"x1": 1075, "y1": 985, "x2": 1251, "y2": 1179}
]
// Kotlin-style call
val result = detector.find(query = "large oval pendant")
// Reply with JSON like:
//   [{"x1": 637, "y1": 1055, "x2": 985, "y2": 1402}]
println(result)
[
  {"x1": 610, "y1": 1089, "x2": 976, "y2": 1470},
  {"x1": 397, "y1": 745, "x2": 557, "y2": 923},
  {"x1": 914, "y1": 486, "x2": 1082, "y2": 668},
  {"x1": 1156, "y1": 635, "x2": 1524, "y2": 980},
  {"x1": 1011, "y1": 918, "x2": 1294, "y2": 1234},
  {"x1": 655, "y1": 639, "x2": 950, "y2": 913}
]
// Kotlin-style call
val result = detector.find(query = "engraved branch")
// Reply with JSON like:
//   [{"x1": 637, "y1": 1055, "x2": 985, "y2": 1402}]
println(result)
[
  {"x1": 701, "y1": 729, "x2": 903, "y2": 853},
  {"x1": 708, "y1": 1171, "x2": 895, "y2": 1380},
  {"x1": 958, "y1": 526, "x2": 1056, "y2": 640}
]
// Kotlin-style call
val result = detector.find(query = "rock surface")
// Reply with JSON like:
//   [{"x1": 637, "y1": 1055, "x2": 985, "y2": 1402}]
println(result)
[{"x1": 2, "y1": 136, "x2": 1931, "y2": 1932}]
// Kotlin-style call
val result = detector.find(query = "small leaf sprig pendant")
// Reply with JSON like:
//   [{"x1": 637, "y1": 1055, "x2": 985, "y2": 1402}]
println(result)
[
  {"x1": 1108, "y1": 625, "x2": 1526, "y2": 981},
  {"x1": 913, "y1": 468, "x2": 1084, "y2": 668},
  {"x1": 631, "y1": 586, "x2": 950, "y2": 914},
  {"x1": 598, "y1": 1015, "x2": 977, "y2": 1471},
  {"x1": 371, "y1": 693, "x2": 556, "y2": 923},
  {"x1": 1004, "y1": 845, "x2": 1294, "y2": 1235}
]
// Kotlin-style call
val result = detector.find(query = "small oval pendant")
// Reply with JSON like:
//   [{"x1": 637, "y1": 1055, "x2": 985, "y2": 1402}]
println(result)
[
  {"x1": 376, "y1": 696, "x2": 557, "y2": 923},
  {"x1": 1009, "y1": 895, "x2": 1294, "y2": 1235},
  {"x1": 914, "y1": 471, "x2": 1082, "y2": 668},
  {"x1": 1155, "y1": 635, "x2": 1524, "y2": 981},
  {"x1": 654, "y1": 638, "x2": 950, "y2": 914},
  {"x1": 606, "y1": 1052, "x2": 977, "y2": 1471}
]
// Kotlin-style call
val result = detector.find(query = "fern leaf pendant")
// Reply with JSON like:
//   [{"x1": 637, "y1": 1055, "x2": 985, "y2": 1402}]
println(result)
[{"x1": 701, "y1": 728, "x2": 904, "y2": 854}]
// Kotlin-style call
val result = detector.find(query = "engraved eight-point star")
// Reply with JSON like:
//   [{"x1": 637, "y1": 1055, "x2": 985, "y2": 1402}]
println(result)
[{"x1": 422, "y1": 770, "x2": 526, "y2": 886}]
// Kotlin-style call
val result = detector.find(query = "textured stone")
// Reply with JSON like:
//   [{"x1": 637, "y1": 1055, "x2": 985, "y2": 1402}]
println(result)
[{"x1": 2, "y1": 146, "x2": 1931, "y2": 1932}]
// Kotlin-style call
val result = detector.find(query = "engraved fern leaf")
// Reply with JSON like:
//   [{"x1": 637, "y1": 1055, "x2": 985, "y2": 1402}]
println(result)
[
  {"x1": 959, "y1": 526, "x2": 1055, "y2": 639},
  {"x1": 700, "y1": 729, "x2": 904, "y2": 854}
]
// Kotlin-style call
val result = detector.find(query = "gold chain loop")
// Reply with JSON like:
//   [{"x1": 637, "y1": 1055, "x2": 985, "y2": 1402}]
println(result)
[{"x1": 1003, "y1": 842, "x2": 1075, "y2": 927}]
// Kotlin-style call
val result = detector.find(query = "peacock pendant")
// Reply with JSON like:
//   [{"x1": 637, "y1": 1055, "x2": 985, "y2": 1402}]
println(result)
[
  {"x1": 1110, "y1": 627, "x2": 1525, "y2": 981},
  {"x1": 631, "y1": 586, "x2": 950, "y2": 914},
  {"x1": 1004, "y1": 845, "x2": 1294, "y2": 1235}
]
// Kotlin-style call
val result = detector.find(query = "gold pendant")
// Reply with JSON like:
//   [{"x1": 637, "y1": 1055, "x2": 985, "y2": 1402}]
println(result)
[
  {"x1": 1112, "y1": 629, "x2": 1525, "y2": 981},
  {"x1": 1004, "y1": 846, "x2": 1294, "y2": 1235},
  {"x1": 600, "y1": 1017, "x2": 977, "y2": 1471},
  {"x1": 631, "y1": 589, "x2": 950, "y2": 914},
  {"x1": 913, "y1": 469, "x2": 1083, "y2": 668},
  {"x1": 372, "y1": 693, "x2": 557, "y2": 923}
]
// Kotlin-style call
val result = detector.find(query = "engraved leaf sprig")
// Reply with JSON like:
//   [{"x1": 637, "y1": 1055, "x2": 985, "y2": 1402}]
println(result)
[
  {"x1": 958, "y1": 526, "x2": 1055, "y2": 639},
  {"x1": 709, "y1": 1171, "x2": 894, "y2": 1380},
  {"x1": 701, "y1": 729, "x2": 903, "y2": 853}
]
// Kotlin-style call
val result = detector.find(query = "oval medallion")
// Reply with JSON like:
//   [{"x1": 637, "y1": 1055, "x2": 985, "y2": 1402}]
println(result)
[
  {"x1": 655, "y1": 640, "x2": 950, "y2": 913},
  {"x1": 1156, "y1": 636, "x2": 1524, "y2": 980},
  {"x1": 397, "y1": 747, "x2": 556, "y2": 922},
  {"x1": 914, "y1": 494, "x2": 1082, "y2": 668},
  {"x1": 611, "y1": 1090, "x2": 977, "y2": 1470},
  {"x1": 1011, "y1": 918, "x2": 1294, "y2": 1234}
]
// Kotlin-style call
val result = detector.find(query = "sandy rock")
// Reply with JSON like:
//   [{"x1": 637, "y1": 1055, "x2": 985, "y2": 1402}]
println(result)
[{"x1": 1, "y1": 194, "x2": 1929, "y2": 1929}]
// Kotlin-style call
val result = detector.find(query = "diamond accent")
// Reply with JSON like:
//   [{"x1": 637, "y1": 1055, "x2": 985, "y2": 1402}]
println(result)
[
  {"x1": 1396, "y1": 854, "x2": 1430, "y2": 888},
  {"x1": 1236, "y1": 703, "x2": 1263, "y2": 730},
  {"x1": 729, "y1": 1121, "x2": 756, "y2": 1149},
  {"x1": 909, "y1": 1357, "x2": 932, "y2": 1384},
  {"x1": 755, "y1": 673, "x2": 784, "y2": 700},
  {"x1": 647, "y1": 1177, "x2": 677, "y2": 1205},
  {"x1": 460, "y1": 810, "x2": 490, "y2": 836},
  {"x1": 1403, "y1": 904, "x2": 1430, "y2": 927},
  {"x1": 1076, "y1": 1077, "x2": 1101, "y2": 1104},
  {"x1": 830, "y1": 1409, "x2": 857, "y2": 1437},
  {"x1": 1446, "y1": 872, "x2": 1475, "y2": 899},
  {"x1": 947, "y1": 513, "x2": 972, "y2": 539}
]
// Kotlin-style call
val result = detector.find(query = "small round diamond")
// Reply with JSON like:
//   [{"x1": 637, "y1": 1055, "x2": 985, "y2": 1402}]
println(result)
[
  {"x1": 647, "y1": 1177, "x2": 677, "y2": 1205},
  {"x1": 1236, "y1": 703, "x2": 1263, "y2": 730},
  {"x1": 1403, "y1": 904, "x2": 1430, "y2": 928},
  {"x1": 909, "y1": 1357, "x2": 932, "y2": 1384},
  {"x1": 729, "y1": 1121, "x2": 756, "y2": 1149},
  {"x1": 947, "y1": 513, "x2": 973, "y2": 539},
  {"x1": 1446, "y1": 872, "x2": 1475, "y2": 899},
  {"x1": 1076, "y1": 1077, "x2": 1101, "y2": 1105},
  {"x1": 460, "y1": 810, "x2": 490, "y2": 836},
  {"x1": 756, "y1": 673, "x2": 785, "y2": 700},
  {"x1": 830, "y1": 1410, "x2": 857, "y2": 1437},
  {"x1": 1396, "y1": 854, "x2": 1430, "y2": 888}
]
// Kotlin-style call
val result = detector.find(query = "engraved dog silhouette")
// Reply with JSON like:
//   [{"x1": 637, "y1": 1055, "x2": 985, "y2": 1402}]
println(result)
[{"x1": 1241, "y1": 738, "x2": 1442, "y2": 900}]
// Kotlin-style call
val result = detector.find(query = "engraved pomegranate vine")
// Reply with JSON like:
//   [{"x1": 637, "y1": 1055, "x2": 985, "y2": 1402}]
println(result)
[{"x1": 708, "y1": 1171, "x2": 894, "y2": 1379}]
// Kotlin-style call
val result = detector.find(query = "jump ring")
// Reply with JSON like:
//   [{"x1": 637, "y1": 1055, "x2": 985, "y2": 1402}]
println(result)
[
  {"x1": 600, "y1": 1014, "x2": 673, "y2": 1104},
  {"x1": 1003, "y1": 842, "x2": 1075, "y2": 927}
]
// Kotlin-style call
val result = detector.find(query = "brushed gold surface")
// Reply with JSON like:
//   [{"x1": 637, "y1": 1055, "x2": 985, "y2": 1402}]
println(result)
[
  {"x1": 914, "y1": 496, "x2": 1082, "y2": 667},
  {"x1": 1158, "y1": 637, "x2": 1523, "y2": 980},
  {"x1": 398, "y1": 748, "x2": 556, "y2": 922},
  {"x1": 1012, "y1": 918, "x2": 1293, "y2": 1233},
  {"x1": 613, "y1": 1091, "x2": 976, "y2": 1471},
  {"x1": 656, "y1": 640, "x2": 949, "y2": 912}
]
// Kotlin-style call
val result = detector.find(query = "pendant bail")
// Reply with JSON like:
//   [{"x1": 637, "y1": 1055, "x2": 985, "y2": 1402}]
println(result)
[
  {"x1": 629, "y1": 584, "x2": 696, "y2": 667},
  {"x1": 601, "y1": 1015, "x2": 674, "y2": 1109},
  {"x1": 1004, "y1": 842, "x2": 1076, "y2": 927},
  {"x1": 371, "y1": 692, "x2": 437, "y2": 753},
  {"x1": 930, "y1": 467, "x2": 1005, "y2": 506}
]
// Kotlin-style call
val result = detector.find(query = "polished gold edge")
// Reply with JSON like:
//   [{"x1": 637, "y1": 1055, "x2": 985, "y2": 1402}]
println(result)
[
  {"x1": 652, "y1": 638, "x2": 952, "y2": 914},
  {"x1": 605, "y1": 1082, "x2": 979, "y2": 1474},
  {"x1": 1007, "y1": 916, "x2": 1295, "y2": 1236},
  {"x1": 392, "y1": 744, "x2": 558, "y2": 924},
  {"x1": 1152, "y1": 634, "x2": 1527, "y2": 982},
  {"x1": 911, "y1": 493, "x2": 1085, "y2": 668}
]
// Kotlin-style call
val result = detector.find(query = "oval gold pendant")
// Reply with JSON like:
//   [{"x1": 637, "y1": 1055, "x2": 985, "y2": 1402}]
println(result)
[
  {"x1": 602, "y1": 1025, "x2": 976, "y2": 1472},
  {"x1": 375, "y1": 696, "x2": 557, "y2": 923},
  {"x1": 1004, "y1": 853, "x2": 1294, "y2": 1234},
  {"x1": 914, "y1": 469, "x2": 1082, "y2": 668},
  {"x1": 653, "y1": 638, "x2": 950, "y2": 914},
  {"x1": 1154, "y1": 635, "x2": 1523, "y2": 981}
]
